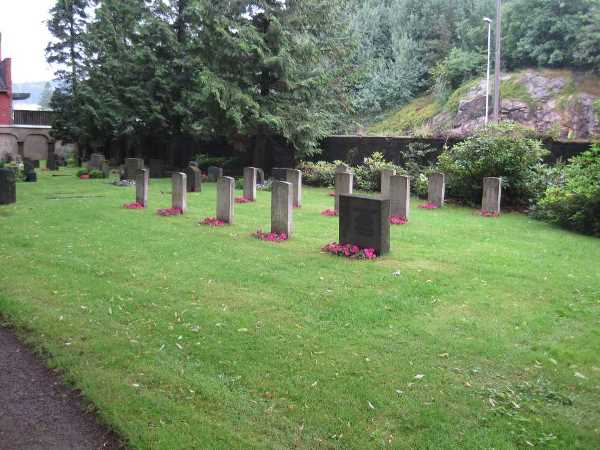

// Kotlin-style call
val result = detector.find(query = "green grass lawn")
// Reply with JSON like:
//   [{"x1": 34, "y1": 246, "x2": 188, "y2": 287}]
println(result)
[{"x1": 1, "y1": 168, "x2": 599, "y2": 449}]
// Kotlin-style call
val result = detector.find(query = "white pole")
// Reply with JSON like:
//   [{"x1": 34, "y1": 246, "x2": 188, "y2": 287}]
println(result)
[
  {"x1": 493, "y1": 0, "x2": 502, "y2": 122},
  {"x1": 485, "y1": 20, "x2": 492, "y2": 125}
]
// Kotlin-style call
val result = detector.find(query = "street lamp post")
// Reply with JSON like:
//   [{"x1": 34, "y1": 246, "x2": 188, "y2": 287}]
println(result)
[
  {"x1": 484, "y1": 17, "x2": 492, "y2": 125},
  {"x1": 493, "y1": 0, "x2": 502, "y2": 122}
]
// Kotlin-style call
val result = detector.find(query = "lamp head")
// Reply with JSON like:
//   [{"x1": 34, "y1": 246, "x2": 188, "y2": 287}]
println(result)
[{"x1": 483, "y1": 17, "x2": 493, "y2": 24}]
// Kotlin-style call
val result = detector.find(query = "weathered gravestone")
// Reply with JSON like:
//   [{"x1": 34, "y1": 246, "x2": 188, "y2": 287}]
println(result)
[
  {"x1": 207, "y1": 166, "x2": 223, "y2": 182},
  {"x1": 47, "y1": 152, "x2": 58, "y2": 171},
  {"x1": 185, "y1": 165, "x2": 202, "y2": 193},
  {"x1": 335, "y1": 163, "x2": 351, "y2": 174},
  {"x1": 380, "y1": 168, "x2": 396, "y2": 198},
  {"x1": 89, "y1": 153, "x2": 105, "y2": 170},
  {"x1": 390, "y1": 175, "x2": 410, "y2": 219},
  {"x1": 335, "y1": 171, "x2": 353, "y2": 213},
  {"x1": 101, "y1": 161, "x2": 111, "y2": 178},
  {"x1": 243, "y1": 167, "x2": 257, "y2": 201},
  {"x1": 256, "y1": 168, "x2": 265, "y2": 185},
  {"x1": 172, "y1": 172, "x2": 187, "y2": 213},
  {"x1": 136, "y1": 169, "x2": 149, "y2": 207},
  {"x1": 0, "y1": 168, "x2": 16, "y2": 205},
  {"x1": 271, "y1": 180, "x2": 293, "y2": 236},
  {"x1": 286, "y1": 169, "x2": 302, "y2": 208},
  {"x1": 482, "y1": 177, "x2": 502, "y2": 215},
  {"x1": 217, "y1": 176, "x2": 235, "y2": 224},
  {"x1": 23, "y1": 158, "x2": 37, "y2": 182},
  {"x1": 339, "y1": 194, "x2": 390, "y2": 255},
  {"x1": 428, "y1": 172, "x2": 445, "y2": 208},
  {"x1": 271, "y1": 167, "x2": 288, "y2": 181},
  {"x1": 126, "y1": 158, "x2": 144, "y2": 180}
]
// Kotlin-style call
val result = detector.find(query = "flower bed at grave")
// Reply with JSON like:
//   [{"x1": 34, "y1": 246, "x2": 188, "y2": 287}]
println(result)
[
  {"x1": 79, "y1": 174, "x2": 90, "y2": 180},
  {"x1": 156, "y1": 207, "x2": 183, "y2": 216},
  {"x1": 418, "y1": 203, "x2": 439, "y2": 209},
  {"x1": 321, "y1": 209, "x2": 337, "y2": 217},
  {"x1": 389, "y1": 215, "x2": 408, "y2": 225},
  {"x1": 235, "y1": 197, "x2": 252, "y2": 204},
  {"x1": 329, "y1": 191, "x2": 336, "y2": 197},
  {"x1": 123, "y1": 202, "x2": 144, "y2": 209},
  {"x1": 200, "y1": 217, "x2": 227, "y2": 227},
  {"x1": 479, "y1": 210, "x2": 500, "y2": 218},
  {"x1": 253, "y1": 230, "x2": 288, "y2": 242},
  {"x1": 321, "y1": 242, "x2": 377, "y2": 260}
]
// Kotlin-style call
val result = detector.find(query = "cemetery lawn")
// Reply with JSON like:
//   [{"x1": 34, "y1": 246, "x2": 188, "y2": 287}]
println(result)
[{"x1": 1, "y1": 169, "x2": 600, "y2": 450}]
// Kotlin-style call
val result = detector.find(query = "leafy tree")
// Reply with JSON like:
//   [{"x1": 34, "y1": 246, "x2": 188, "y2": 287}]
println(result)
[{"x1": 39, "y1": 82, "x2": 54, "y2": 109}]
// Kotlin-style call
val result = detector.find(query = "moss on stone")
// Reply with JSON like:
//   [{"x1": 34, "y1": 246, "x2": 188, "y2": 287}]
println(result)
[{"x1": 368, "y1": 95, "x2": 441, "y2": 136}]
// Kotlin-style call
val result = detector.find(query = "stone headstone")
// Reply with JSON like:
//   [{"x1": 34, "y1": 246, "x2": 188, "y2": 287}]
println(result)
[
  {"x1": 207, "y1": 166, "x2": 223, "y2": 182},
  {"x1": 23, "y1": 158, "x2": 37, "y2": 182},
  {"x1": 271, "y1": 180, "x2": 293, "y2": 236},
  {"x1": 243, "y1": 167, "x2": 257, "y2": 201},
  {"x1": 428, "y1": 172, "x2": 445, "y2": 208},
  {"x1": 136, "y1": 169, "x2": 149, "y2": 207},
  {"x1": 0, "y1": 168, "x2": 16, "y2": 205},
  {"x1": 390, "y1": 175, "x2": 410, "y2": 219},
  {"x1": 256, "y1": 168, "x2": 265, "y2": 185},
  {"x1": 47, "y1": 152, "x2": 58, "y2": 171},
  {"x1": 482, "y1": 177, "x2": 502, "y2": 215},
  {"x1": 185, "y1": 165, "x2": 202, "y2": 193},
  {"x1": 217, "y1": 176, "x2": 235, "y2": 224},
  {"x1": 339, "y1": 194, "x2": 390, "y2": 255},
  {"x1": 126, "y1": 158, "x2": 144, "y2": 180},
  {"x1": 335, "y1": 171, "x2": 353, "y2": 212},
  {"x1": 380, "y1": 168, "x2": 396, "y2": 198},
  {"x1": 271, "y1": 167, "x2": 288, "y2": 181},
  {"x1": 89, "y1": 153, "x2": 105, "y2": 170},
  {"x1": 286, "y1": 169, "x2": 302, "y2": 208},
  {"x1": 101, "y1": 161, "x2": 111, "y2": 178},
  {"x1": 335, "y1": 163, "x2": 351, "y2": 174},
  {"x1": 172, "y1": 172, "x2": 187, "y2": 213}
]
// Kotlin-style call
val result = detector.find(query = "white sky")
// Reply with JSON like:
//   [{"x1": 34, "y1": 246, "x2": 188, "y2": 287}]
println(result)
[{"x1": 0, "y1": 0, "x2": 56, "y2": 83}]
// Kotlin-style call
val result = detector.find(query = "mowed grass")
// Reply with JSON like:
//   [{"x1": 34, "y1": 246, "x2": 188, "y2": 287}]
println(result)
[{"x1": 1, "y1": 169, "x2": 599, "y2": 450}]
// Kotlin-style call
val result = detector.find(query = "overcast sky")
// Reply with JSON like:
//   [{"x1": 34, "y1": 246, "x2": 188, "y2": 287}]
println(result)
[{"x1": 0, "y1": 0, "x2": 56, "y2": 83}]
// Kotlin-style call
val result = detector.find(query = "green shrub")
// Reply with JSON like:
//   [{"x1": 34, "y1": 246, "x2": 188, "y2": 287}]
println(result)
[
  {"x1": 89, "y1": 170, "x2": 104, "y2": 179},
  {"x1": 437, "y1": 121, "x2": 549, "y2": 206},
  {"x1": 76, "y1": 168, "x2": 89, "y2": 177},
  {"x1": 298, "y1": 160, "x2": 337, "y2": 187},
  {"x1": 533, "y1": 146, "x2": 600, "y2": 236},
  {"x1": 353, "y1": 152, "x2": 403, "y2": 191},
  {"x1": 235, "y1": 177, "x2": 244, "y2": 190}
]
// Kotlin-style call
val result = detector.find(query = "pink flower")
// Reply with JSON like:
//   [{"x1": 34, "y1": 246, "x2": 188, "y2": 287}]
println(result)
[
  {"x1": 328, "y1": 192, "x2": 336, "y2": 197},
  {"x1": 321, "y1": 242, "x2": 378, "y2": 260},
  {"x1": 321, "y1": 209, "x2": 338, "y2": 217},
  {"x1": 79, "y1": 174, "x2": 90, "y2": 180},
  {"x1": 389, "y1": 215, "x2": 408, "y2": 225},
  {"x1": 253, "y1": 229, "x2": 288, "y2": 242},
  {"x1": 363, "y1": 248, "x2": 376, "y2": 259},
  {"x1": 479, "y1": 209, "x2": 499, "y2": 218},
  {"x1": 156, "y1": 207, "x2": 183, "y2": 216},
  {"x1": 200, "y1": 217, "x2": 226, "y2": 226},
  {"x1": 123, "y1": 202, "x2": 144, "y2": 209},
  {"x1": 418, "y1": 203, "x2": 439, "y2": 209}
]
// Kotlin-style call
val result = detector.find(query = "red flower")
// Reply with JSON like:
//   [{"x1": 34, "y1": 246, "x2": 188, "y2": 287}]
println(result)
[
  {"x1": 321, "y1": 242, "x2": 377, "y2": 260},
  {"x1": 480, "y1": 209, "x2": 499, "y2": 218},
  {"x1": 200, "y1": 217, "x2": 227, "y2": 226},
  {"x1": 235, "y1": 197, "x2": 252, "y2": 204},
  {"x1": 79, "y1": 174, "x2": 90, "y2": 180},
  {"x1": 321, "y1": 209, "x2": 338, "y2": 217},
  {"x1": 156, "y1": 207, "x2": 183, "y2": 216},
  {"x1": 389, "y1": 215, "x2": 408, "y2": 225},
  {"x1": 418, "y1": 203, "x2": 439, "y2": 209},
  {"x1": 123, "y1": 202, "x2": 144, "y2": 209},
  {"x1": 253, "y1": 229, "x2": 288, "y2": 242}
]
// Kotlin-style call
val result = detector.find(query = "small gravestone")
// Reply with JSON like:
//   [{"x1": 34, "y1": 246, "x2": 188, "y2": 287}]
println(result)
[
  {"x1": 243, "y1": 167, "x2": 257, "y2": 201},
  {"x1": 136, "y1": 169, "x2": 149, "y2": 207},
  {"x1": 0, "y1": 168, "x2": 16, "y2": 205},
  {"x1": 428, "y1": 172, "x2": 445, "y2": 208},
  {"x1": 335, "y1": 171, "x2": 353, "y2": 212},
  {"x1": 47, "y1": 152, "x2": 58, "y2": 171},
  {"x1": 90, "y1": 153, "x2": 105, "y2": 170},
  {"x1": 286, "y1": 169, "x2": 302, "y2": 208},
  {"x1": 271, "y1": 180, "x2": 293, "y2": 236},
  {"x1": 217, "y1": 176, "x2": 235, "y2": 224},
  {"x1": 185, "y1": 165, "x2": 202, "y2": 193},
  {"x1": 336, "y1": 163, "x2": 351, "y2": 174},
  {"x1": 380, "y1": 168, "x2": 396, "y2": 198},
  {"x1": 172, "y1": 172, "x2": 187, "y2": 213},
  {"x1": 256, "y1": 168, "x2": 265, "y2": 185},
  {"x1": 390, "y1": 175, "x2": 410, "y2": 219},
  {"x1": 207, "y1": 166, "x2": 223, "y2": 182},
  {"x1": 482, "y1": 177, "x2": 502, "y2": 215},
  {"x1": 271, "y1": 167, "x2": 288, "y2": 181},
  {"x1": 126, "y1": 158, "x2": 144, "y2": 180},
  {"x1": 101, "y1": 161, "x2": 111, "y2": 178},
  {"x1": 23, "y1": 158, "x2": 37, "y2": 182},
  {"x1": 339, "y1": 194, "x2": 390, "y2": 255}
]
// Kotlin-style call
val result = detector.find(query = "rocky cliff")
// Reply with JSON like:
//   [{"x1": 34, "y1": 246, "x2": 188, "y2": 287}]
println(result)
[{"x1": 368, "y1": 69, "x2": 600, "y2": 140}]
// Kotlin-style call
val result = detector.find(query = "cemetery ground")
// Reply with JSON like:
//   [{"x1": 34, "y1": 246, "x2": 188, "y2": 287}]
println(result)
[{"x1": 1, "y1": 169, "x2": 599, "y2": 450}]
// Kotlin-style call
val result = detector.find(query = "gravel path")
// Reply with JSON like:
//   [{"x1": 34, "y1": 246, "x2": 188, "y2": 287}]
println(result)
[{"x1": 0, "y1": 326, "x2": 124, "y2": 450}]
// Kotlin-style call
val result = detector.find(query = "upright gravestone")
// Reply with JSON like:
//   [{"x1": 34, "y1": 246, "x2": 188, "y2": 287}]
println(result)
[
  {"x1": 207, "y1": 166, "x2": 223, "y2": 182},
  {"x1": 101, "y1": 161, "x2": 111, "y2": 178},
  {"x1": 428, "y1": 172, "x2": 445, "y2": 208},
  {"x1": 136, "y1": 169, "x2": 149, "y2": 207},
  {"x1": 172, "y1": 172, "x2": 187, "y2": 213},
  {"x1": 482, "y1": 177, "x2": 502, "y2": 215},
  {"x1": 335, "y1": 171, "x2": 353, "y2": 213},
  {"x1": 339, "y1": 194, "x2": 390, "y2": 255},
  {"x1": 243, "y1": 167, "x2": 257, "y2": 201},
  {"x1": 286, "y1": 169, "x2": 302, "y2": 208},
  {"x1": 335, "y1": 163, "x2": 351, "y2": 174},
  {"x1": 271, "y1": 180, "x2": 293, "y2": 236},
  {"x1": 47, "y1": 152, "x2": 58, "y2": 171},
  {"x1": 23, "y1": 158, "x2": 37, "y2": 182},
  {"x1": 0, "y1": 168, "x2": 16, "y2": 205},
  {"x1": 256, "y1": 168, "x2": 265, "y2": 185},
  {"x1": 126, "y1": 158, "x2": 144, "y2": 180},
  {"x1": 271, "y1": 167, "x2": 288, "y2": 181},
  {"x1": 217, "y1": 176, "x2": 235, "y2": 224},
  {"x1": 390, "y1": 175, "x2": 410, "y2": 219},
  {"x1": 185, "y1": 165, "x2": 202, "y2": 193},
  {"x1": 380, "y1": 168, "x2": 396, "y2": 198},
  {"x1": 90, "y1": 153, "x2": 105, "y2": 170}
]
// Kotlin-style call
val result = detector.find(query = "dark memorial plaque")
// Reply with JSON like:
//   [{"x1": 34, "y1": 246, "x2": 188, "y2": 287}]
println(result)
[
  {"x1": 339, "y1": 194, "x2": 390, "y2": 255},
  {"x1": 0, "y1": 168, "x2": 16, "y2": 205}
]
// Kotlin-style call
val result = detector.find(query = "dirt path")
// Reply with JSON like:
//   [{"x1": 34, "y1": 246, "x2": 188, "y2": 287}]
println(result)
[{"x1": 0, "y1": 326, "x2": 124, "y2": 450}]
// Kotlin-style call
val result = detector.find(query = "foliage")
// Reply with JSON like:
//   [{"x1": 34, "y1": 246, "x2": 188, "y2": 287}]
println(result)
[
  {"x1": 437, "y1": 121, "x2": 549, "y2": 205},
  {"x1": 533, "y1": 146, "x2": 600, "y2": 236},
  {"x1": 298, "y1": 160, "x2": 337, "y2": 187},
  {"x1": 368, "y1": 96, "x2": 441, "y2": 136},
  {"x1": 353, "y1": 152, "x2": 403, "y2": 191},
  {"x1": 432, "y1": 48, "x2": 486, "y2": 101}
]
